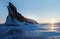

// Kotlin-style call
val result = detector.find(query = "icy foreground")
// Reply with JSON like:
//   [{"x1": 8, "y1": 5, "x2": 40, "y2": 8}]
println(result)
[
  {"x1": 0, "y1": 24, "x2": 60, "y2": 39},
  {"x1": 0, "y1": 2, "x2": 60, "y2": 39}
]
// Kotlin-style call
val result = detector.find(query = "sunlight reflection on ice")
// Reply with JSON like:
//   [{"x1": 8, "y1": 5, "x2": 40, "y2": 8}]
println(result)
[
  {"x1": 47, "y1": 23, "x2": 56, "y2": 32},
  {"x1": 38, "y1": 23, "x2": 60, "y2": 32}
]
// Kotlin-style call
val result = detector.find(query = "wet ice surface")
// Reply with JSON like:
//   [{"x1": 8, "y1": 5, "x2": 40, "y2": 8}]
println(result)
[{"x1": 0, "y1": 24, "x2": 60, "y2": 39}]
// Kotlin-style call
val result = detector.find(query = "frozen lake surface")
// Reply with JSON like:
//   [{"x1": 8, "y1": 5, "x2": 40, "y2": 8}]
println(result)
[{"x1": 0, "y1": 24, "x2": 60, "y2": 39}]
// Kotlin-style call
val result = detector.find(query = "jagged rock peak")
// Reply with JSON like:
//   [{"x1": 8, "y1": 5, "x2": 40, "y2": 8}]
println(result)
[
  {"x1": 5, "y1": 2, "x2": 38, "y2": 25},
  {"x1": 7, "y1": 2, "x2": 25, "y2": 22}
]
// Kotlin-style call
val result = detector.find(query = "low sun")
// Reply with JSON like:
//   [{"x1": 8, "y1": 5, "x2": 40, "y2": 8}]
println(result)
[{"x1": 50, "y1": 19, "x2": 56, "y2": 24}]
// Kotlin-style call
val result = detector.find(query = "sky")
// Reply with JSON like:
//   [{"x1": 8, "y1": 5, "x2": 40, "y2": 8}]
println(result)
[{"x1": 0, "y1": 0, "x2": 60, "y2": 23}]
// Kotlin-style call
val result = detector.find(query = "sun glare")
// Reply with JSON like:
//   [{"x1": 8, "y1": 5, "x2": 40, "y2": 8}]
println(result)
[
  {"x1": 48, "y1": 19, "x2": 56, "y2": 32},
  {"x1": 49, "y1": 19, "x2": 56, "y2": 24}
]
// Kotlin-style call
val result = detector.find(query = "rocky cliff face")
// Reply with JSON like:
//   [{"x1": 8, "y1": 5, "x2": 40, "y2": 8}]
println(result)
[{"x1": 5, "y1": 2, "x2": 38, "y2": 25}]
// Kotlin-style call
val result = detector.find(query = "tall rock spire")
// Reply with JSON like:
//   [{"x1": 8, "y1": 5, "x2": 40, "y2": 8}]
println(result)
[{"x1": 8, "y1": 2, "x2": 25, "y2": 22}]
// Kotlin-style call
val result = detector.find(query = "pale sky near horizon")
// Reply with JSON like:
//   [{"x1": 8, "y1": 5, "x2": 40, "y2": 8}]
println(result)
[{"x1": 0, "y1": 0, "x2": 60, "y2": 23}]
